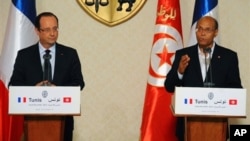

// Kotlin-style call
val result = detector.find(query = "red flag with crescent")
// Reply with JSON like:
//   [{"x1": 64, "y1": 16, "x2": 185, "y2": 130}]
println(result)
[{"x1": 140, "y1": 0, "x2": 183, "y2": 141}]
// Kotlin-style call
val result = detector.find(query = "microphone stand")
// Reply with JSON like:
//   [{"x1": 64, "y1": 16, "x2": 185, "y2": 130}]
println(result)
[
  {"x1": 203, "y1": 47, "x2": 214, "y2": 87},
  {"x1": 208, "y1": 52, "x2": 214, "y2": 87}
]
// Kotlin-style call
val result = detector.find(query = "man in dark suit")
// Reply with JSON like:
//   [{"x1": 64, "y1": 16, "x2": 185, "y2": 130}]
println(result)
[
  {"x1": 9, "y1": 12, "x2": 85, "y2": 141},
  {"x1": 164, "y1": 16, "x2": 242, "y2": 141}
]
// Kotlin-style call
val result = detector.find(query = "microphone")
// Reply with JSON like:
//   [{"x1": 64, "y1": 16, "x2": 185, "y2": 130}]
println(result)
[
  {"x1": 43, "y1": 53, "x2": 51, "y2": 60},
  {"x1": 204, "y1": 47, "x2": 211, "y2": 54},
  {"x1": 203, "y1": 47, "x2": 214, "y2": 87}
]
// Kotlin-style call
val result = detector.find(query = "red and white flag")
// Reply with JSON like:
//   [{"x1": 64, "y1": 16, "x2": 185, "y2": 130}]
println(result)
[
  {"x1": 0, "y1": 0, "x2": 38, "y2": 141},
  {"x1": 140, "y1": 0, "x2": 183, "y2": 141},
  {"x1": 63, "y1": 97, "x2": 72, "y2": 103},
  {"x1": 229, "y1": 99, "x2": 237, "y2": 105}
]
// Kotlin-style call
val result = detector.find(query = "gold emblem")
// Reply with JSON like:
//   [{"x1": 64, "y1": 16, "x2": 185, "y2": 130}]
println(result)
[{"x1": 77, "y1": 0, "x2": 147, "y2": 26}]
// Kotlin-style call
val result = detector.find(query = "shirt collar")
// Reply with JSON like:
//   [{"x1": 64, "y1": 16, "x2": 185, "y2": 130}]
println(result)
[
  {"x1": 198, "y1": 42, "x2": 215, "y2": 55},
  {"x1": 38, "y1": 42, "x2": 56, "y2": 54}
]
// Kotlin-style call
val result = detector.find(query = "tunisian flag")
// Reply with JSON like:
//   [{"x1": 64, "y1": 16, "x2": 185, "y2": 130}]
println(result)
[
  {"x1": 140, "y1": 0, "x2": 183, "y2": 141},
  {"x1": 0, "y1": 0, "x2": 38, "y2": 141}
]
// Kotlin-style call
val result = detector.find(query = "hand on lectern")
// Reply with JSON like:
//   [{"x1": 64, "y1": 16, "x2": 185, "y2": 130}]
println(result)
[{"x1": 36, "y1": 80, "x2": 56, "y2": 86}]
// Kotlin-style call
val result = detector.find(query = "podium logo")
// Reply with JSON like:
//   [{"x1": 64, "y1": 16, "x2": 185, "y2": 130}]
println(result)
[
  {"x1": 18, "y1": 97, "x2": 26, "y2": 103},
  {"x1": 184, "y1": 98, "x2": 193, "y2": 104},
  {"x1": 63, "y1": 97, "x2": 71, "y2": 103},
  {"x1": 230, "y1": 125, "x2": 250, "y2": 141},
  {"x1": 229, "y1": 99, "x2": 237, "y2": 105}
]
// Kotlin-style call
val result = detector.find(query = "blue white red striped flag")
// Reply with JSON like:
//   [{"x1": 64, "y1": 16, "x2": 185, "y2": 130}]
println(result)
[
  {"x1": 140, "y1": 0, "x2": 183, "y2": 141},
  {"x1": 0, "y1": 0, "x2": 38, "y2": 140},
  {"x1": 188, "y1": 0, "x2": 218, "y2": 46}
]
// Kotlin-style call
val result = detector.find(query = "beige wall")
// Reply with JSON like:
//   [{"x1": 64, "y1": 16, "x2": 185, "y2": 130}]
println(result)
[{"x1": 1, "y1": 0, "x2": 249, "y2": 140}]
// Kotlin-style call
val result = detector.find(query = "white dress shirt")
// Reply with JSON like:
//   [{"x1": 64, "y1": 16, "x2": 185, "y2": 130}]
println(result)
[{"x1": 38, "y1": 42, "x2": 55, "y2": 79}]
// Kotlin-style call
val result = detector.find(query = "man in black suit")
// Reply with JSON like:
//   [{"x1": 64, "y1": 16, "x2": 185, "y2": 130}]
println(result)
[
  {"x1": 164, "y1": 16, "x2": 242, "y2": 141},
  {"x1": 9, "y1": 12, "x2": 85, "y2": 141}
]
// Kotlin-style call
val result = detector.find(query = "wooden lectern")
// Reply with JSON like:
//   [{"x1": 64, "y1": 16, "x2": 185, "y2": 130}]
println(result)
[
  {"x1": 24, "y1": 116, "x2": 65, "y2": 141},
  {"x1": 185, "y1": 116, "x2": 227, "y2": 141},
  {"x1": 171, "y1": 87, "x2": 247, "y2": 141},
  {"x1": 8, "y1": 86, "x2": 81, "y2": 141}
]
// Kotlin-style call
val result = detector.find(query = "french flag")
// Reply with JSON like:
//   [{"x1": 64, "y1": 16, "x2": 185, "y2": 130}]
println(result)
[
  {"x1": 184, "y1": 98, "x2": 193, "y2": 104},
  {"x1": 188, "y1": 0, "x2": 218, "y2": 46},
  {"x1": 0, "y1": 0, "x2": 38, "y2": 141},
  {"x1": 18, "y1": 97, "x2": 27, "y2": 103}
]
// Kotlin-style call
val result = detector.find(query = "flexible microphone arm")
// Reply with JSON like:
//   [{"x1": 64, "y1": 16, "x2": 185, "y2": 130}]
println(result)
[
  {"x1": 203, "y1": 47, "x2": 214, "y2": 87},
  {"x1": 208, "y1": 52, "x2": 213, "y2": 86},
  {"x1": 204, "y1": 49, "x2": 209, "y2": 86}
]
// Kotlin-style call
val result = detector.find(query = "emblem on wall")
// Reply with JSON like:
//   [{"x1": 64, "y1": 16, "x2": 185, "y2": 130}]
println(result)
[{"x1": 77, "y1": 0, "x2": 147, "y2": 26}]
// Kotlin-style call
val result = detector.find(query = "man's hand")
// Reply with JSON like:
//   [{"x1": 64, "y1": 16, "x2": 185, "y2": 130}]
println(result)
[
  {"x1": 178, "y1": 54, "x2": 190, "y2": 74},
  {"x1": 36, "y1": 80, "x2": 56, "y2": 86}
]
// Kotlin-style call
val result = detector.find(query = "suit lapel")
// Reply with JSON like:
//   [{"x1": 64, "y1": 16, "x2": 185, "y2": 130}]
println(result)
[
  {"x1": 211, "y1": 44, "x2": 221, "y2": 64},
  {"x1": 53, "y1": 44, "x2": 64, "y2": 82},
  {"x1": 209, "y1": 44, "x2": 221, "y2": 82},
  {"x1": 33, "y1": 44, "x2": 44, "y2": 78}
]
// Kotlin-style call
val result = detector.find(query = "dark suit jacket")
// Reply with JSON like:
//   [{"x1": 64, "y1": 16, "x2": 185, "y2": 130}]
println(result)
[
  {"x1": 164, "y1": 43, "x2": 242, "y2": 141},
  {"x1": 165, "y1": 43, "x2": 242, "y2": 92},
  {"x1": 9, "y1": 43, "x2": 85, "y2": 136}
]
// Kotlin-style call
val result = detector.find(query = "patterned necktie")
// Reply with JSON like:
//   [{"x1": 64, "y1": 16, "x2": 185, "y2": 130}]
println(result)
[{"x1": 43, "y1": 50, "x2": 52, "y2": 82}]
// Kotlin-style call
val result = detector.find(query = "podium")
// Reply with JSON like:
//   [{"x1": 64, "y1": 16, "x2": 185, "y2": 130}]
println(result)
[
  {"x1": 8, "y1": 86, "x2": 81, "y2": 141},
  {"x1": 171, "y1": 87, "x2": 247, "y2": 141}
]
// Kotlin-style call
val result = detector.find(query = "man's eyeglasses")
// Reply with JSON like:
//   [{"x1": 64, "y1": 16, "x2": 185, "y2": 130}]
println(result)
[
  {"x1": 196, "y1": 27, "x2": 215, "y2": 34},
  {"x1": 39, "y1": 27, "x2": 58, "y2": 33}
]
